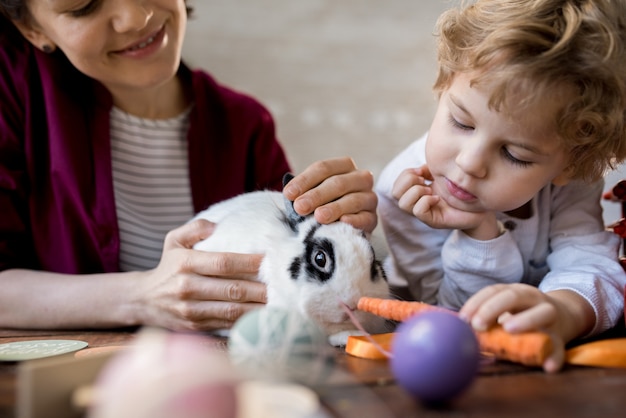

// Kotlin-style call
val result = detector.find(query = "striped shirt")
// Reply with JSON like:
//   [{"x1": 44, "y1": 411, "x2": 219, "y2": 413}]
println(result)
[{"x1": 110, "y1": 106, "x2": 194, "y2": 271}]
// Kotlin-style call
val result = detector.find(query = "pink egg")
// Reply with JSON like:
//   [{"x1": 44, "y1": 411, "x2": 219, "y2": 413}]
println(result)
[
  {"x1": 89, "y1": 329, "x2": 238, "y2": 418},
  {"x1": 390, "y1": 311, "x2": 480, "y2": 404}
]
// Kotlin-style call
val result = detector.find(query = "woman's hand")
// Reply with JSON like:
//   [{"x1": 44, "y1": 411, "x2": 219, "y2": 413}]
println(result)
[
  {"x1": 283, "y1": 157, "x2": 378, "y2": 233},
  {"x1": 135, "y1": 219, "x2": 267, "y2": 332},
  {"x1": 459, "y1": 283, "x2": 595, "y2": 373}
]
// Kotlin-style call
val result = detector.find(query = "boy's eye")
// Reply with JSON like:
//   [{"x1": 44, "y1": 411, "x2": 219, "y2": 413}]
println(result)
[
  {"x1": 447, "y1": 115, "x2": 473, "y2": 131},
  {"x1": 502, "y1": 148, "x2": 532, "y2": 167},
  {"x1": 68, "y1": 0, "x2": 101, "y2": 17}
]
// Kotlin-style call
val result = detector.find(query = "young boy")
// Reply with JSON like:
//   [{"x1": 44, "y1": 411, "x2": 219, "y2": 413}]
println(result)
[{"x1": 376, "y1": 0, "x2": 626, "y2": 372}]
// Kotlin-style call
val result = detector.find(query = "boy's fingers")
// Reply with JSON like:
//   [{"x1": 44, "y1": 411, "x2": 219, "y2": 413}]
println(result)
[{"x1": 542, "y1": 335, "x2": 565, "y2": 373}]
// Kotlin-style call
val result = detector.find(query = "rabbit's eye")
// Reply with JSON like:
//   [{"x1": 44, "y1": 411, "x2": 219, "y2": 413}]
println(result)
[
  {"x1": 314, "y1": 251, "x2": 327, "y2": 268},
  {"x1": 304, "y1": 237, "x2": 335, "y2": 282},
  {"x1": 310, "y1": 249, "x2": 333, "y2": 275}
]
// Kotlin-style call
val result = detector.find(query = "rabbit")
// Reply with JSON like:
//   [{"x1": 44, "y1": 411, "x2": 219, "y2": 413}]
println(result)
[{"x1": 191, "y1": 175, "x2": 391, "y2": 340}]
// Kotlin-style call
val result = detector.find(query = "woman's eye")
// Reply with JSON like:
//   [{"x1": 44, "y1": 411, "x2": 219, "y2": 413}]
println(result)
[
  {"x1": 447, "y1": 115, "x2": 474, "y2": 131},
  {"x1": 69, "y1": 0, "x2": 100, "y2": 17},
  {"x1": 502, "y1": 148, "x2": 532, "y2": 167}
]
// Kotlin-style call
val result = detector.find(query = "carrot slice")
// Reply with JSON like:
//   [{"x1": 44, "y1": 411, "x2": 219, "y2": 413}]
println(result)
[
  {"x1": 345, "y1": 333, "x2": 394, "y2": 360},
  {"x1": 566, "y1": 338, "x2": 626, "y2": 368}
]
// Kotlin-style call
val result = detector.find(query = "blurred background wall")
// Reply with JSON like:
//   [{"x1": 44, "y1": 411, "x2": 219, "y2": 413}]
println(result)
[{"x1": 182, "y1": 0, "x2": 625, "y2": 228}]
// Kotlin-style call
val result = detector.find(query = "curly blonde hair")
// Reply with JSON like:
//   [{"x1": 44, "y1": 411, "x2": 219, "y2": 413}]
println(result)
[{"x1": 434, "y1": 0, "x2": 626, "y2": 181}]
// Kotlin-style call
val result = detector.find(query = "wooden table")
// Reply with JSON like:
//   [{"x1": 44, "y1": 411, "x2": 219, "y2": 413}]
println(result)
[
  {"x1": 2, "y1": 327, "x2": 626, "y2": 418},
  {"x1": 0, "y1": 329, "x2": 137, "y2": 418}
]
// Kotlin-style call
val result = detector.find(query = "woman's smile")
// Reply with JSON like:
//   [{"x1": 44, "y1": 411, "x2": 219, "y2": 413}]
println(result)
[{"x1": 114, "y1": 25, "x2": 166, "y2": 58}]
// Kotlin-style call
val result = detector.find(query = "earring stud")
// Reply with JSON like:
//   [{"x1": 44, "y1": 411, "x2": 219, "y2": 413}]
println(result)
[{"x1": 42, "y1": 44, "x2": 54, "y2": 54}]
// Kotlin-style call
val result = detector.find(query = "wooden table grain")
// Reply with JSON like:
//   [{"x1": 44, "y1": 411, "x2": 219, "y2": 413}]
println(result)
[{"x1": 2, "y1": 328, "x2": 626, "y2": 418}]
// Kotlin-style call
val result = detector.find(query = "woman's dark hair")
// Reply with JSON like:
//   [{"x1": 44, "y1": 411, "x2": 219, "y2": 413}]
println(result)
[
  {"x1": 0, "y1": 1, "x2": 193, "y2": 21},
  {"x1": 0, "y1": 0, "x2": 23, "y2": 20}
]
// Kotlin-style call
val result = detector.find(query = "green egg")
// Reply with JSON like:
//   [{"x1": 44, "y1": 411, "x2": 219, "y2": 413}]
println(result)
[{"x1": 228, "y1": 307, "x2": 333, "y2": 384}]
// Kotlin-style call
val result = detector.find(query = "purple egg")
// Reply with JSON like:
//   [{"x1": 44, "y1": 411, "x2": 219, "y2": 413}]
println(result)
[{"x1": 390, "y1": 311, "x2": 480, "y2": 403}]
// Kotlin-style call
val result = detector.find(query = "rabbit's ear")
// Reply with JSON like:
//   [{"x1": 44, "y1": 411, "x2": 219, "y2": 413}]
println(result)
[
  {"x1": 282, "y1": 172, "x2": 295, "y2": 189},
  {"x1": 282, "y1": 172, "x2": 307, "y2": 230}
]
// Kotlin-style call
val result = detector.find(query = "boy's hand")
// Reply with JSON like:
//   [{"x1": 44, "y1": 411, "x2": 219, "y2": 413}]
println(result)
[
  {"x1": 459, "y1": 283, "x2": 595, "y2": 372},
  {"x1": 392, "y1": 165, "x2": 499, "y2": 239}
]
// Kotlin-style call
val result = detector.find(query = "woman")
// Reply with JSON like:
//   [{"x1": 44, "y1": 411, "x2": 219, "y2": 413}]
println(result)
[{"x1": 0, "y1": 0, "x2": 377, "y2": 330}]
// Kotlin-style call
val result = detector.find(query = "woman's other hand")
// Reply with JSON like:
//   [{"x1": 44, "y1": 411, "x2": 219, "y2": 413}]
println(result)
[{"x1": 283, "y1": 157, "x2": 378, "y2": 233}]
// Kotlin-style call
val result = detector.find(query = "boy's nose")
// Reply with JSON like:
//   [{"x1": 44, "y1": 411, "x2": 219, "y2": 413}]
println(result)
[{"x1": 455, "y1": 139, "x2": 488, "y2": 178}]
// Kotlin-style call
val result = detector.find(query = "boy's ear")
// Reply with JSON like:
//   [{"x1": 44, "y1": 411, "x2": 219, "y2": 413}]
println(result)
[{"x1": 11, "y1": 18, "x2": 56, "y2": 53}]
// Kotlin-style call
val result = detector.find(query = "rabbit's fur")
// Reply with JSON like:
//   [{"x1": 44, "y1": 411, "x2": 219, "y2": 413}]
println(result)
[{"x1": 192, "y1": 187, "x2": 390, "y2": 337}]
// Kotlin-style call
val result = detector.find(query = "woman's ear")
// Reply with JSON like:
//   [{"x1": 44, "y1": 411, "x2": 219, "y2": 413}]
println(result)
[{"x1": 11, "y1": 18, "x2": 56, "y2": 53}]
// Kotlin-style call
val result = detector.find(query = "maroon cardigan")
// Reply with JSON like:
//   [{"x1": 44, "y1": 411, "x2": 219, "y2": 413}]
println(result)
[{"x1": 0, "y1": 18, "x2": 291, "y2": 273}]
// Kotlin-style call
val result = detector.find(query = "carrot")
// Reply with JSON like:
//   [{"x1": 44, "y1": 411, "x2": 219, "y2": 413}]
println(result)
[
  {"x1": 475, "y1": 325, "x2": 553, "y2": 367},
  {"x1": 357, "y1": 297, "x2": 447, "y2": 321},
  {"x1": 357, "y1": 297, "x2": 552, "y2": 367}
]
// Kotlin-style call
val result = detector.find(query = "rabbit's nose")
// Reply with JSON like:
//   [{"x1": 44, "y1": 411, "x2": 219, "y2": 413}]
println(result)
[{"x1": 337, "y1": 298, "x2": 356, "y2": 311}]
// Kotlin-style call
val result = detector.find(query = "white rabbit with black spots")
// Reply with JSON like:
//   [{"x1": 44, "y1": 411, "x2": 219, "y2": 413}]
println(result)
[{"x1": 192, "y1": 175, "x2": 391, "y2": 340}]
